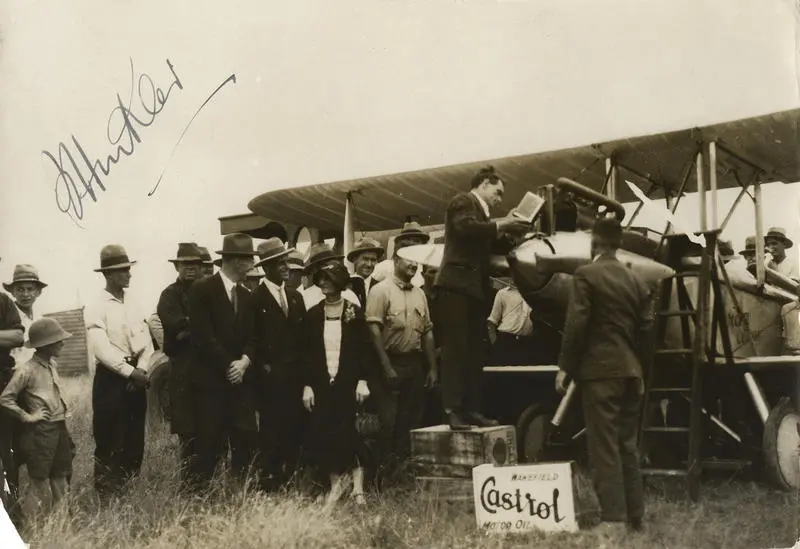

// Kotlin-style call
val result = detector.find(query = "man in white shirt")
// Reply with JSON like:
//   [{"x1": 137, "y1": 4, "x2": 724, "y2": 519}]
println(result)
[
  {"x1": 347, "y1": 237, "x2": 385, "y2": 307},
  {"x1": 487, "y1": 284, "x2": 534, "y2": 366},
  {"x1": 372, "y1": 222, "x2": 430, "y2": 289},
  {"x1": 300, "y1": 243, "x2": 361, "y2": 310},
  {"x1": 4, "y1": 265, "x2": 46, "y2": 366},
  {"x1": 85, "y1": 245, "x2": 153, "y2": 498},
  {"x1": 765, "y1": 227, "x2": 799, "y2": 280}
]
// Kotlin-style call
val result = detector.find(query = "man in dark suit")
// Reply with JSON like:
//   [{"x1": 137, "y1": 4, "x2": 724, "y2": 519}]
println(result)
[
  {"x1": 188, "y1": 233, "x2": 260, "y2": 486},
  {"x1": 157, "y1": 242, "x2": 204, "y2": 486},
  {"x1": 434, "y1": 165, "x2": 529, "y2": 430},
  {"x1": 556, "y1": 218, "x2": 654, "y2": 534},
  {"x1": 251, "y1": 238, "x2": 306, "y2": 489}
]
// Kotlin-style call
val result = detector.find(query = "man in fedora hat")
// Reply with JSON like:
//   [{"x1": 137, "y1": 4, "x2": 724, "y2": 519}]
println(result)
[
  {"x1": 0, "y1": 259, "x2": 24, "y2": 523},
  {"x1": 765, "y1": 227, "x2": 799, "y2": 280},
  {"x1": 285, "y1": 250, "x2": 306, "y2": 292},
  {"x1": 85, "y1": 244, "x2": 154, "y2": 497},
  {"x1": 251, "y1": 238, "x2": 307, "y2": 489},
  {"x1": 156, "y1": 242, "x2": 204, "y2": 486},
  {"x1": 434, "y1": 165, "x2": 528, "y2": 430},
  {"x1": 373, "y1": 221, "x2": 430, "y2": 289},
  {"x1": 0, "y1": 317, "x2": 73, "y2": 514},
  {"x1": 300, "y1": 243, "x2": 360, "y2": 311},
  {"x1": 4, "y1": 264, "x2": 47, "y2": 366},
  {"x1": 347, "y1": 237, "x2": 385, "y2": 308},
  {"x1": 198, "y1": 246, "x2": 215, "y2": 279},
  {"x1": 188, "y1": 233, "x2": 260, "y2": 486}
]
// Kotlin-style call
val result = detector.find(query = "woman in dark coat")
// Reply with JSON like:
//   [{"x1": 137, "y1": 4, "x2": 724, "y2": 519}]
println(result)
[{"x1": 301, "y1": 262, "x2": 371, "y2": 505}]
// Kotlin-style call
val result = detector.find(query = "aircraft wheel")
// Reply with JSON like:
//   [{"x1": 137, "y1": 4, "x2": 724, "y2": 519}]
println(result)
[
  {"x1": 763, "y1": 397, "x2": 800, "y2": 491},
  {"x1": 516, "y1": 404, "x2": 553, "y2": 463}
]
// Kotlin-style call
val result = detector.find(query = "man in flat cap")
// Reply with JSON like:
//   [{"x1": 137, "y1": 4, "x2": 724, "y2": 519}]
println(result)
[
  {"x1": 4, "y1": 265, "x2": 47, "y2": 367},
  {"x1": 85, "y1": 244, "x2": 154, "y2": 497},
  {"x1": 252, "y1": 238, "x2": 307, "y2": 489},
  {"x1": 0, "y1": 258, "x2": 24, "y2": 523},
  {"x1": 157, "y1": 242, "x2": 204, "y2": 487},
  {"x1": 188, "y1": 233, "x2": 259, "y2": 486},
  {"x1": 555, "y1": 217, "x2": 653, "y2": 534}
]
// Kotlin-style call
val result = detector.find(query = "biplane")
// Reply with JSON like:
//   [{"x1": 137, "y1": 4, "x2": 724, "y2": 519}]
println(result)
[{"x1": 222, "y1": 107, "x2": 800, "y2": 501}]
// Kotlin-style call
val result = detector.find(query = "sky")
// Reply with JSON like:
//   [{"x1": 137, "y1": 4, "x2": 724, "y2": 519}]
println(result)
[{"x1": 1, "y1": 0, "x2": 799, "y2": 315}]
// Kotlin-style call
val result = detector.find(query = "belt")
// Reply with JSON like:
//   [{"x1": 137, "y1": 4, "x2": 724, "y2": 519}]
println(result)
[{"x1": 498, "y1": 332, "x2": 533, "y2": 341}]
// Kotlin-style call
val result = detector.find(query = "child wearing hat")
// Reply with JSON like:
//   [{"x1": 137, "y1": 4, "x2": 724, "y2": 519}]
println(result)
[{"x1": 0, "y1": 318, "x2": 73, "y2": 515}]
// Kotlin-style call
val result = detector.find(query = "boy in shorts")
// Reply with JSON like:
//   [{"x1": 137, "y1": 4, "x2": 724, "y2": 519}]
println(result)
[{"x1": 0, "y1": 317, "x2": 73, "y2": 515}]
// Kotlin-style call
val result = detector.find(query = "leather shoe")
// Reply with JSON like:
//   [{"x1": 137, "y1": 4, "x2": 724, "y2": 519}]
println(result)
[
  {"x1": 447, "y1": 411, "x2": 472, "y2": 431},
  {"x1": 465, "y1": 412, "x2": 499, "y2": 427}
]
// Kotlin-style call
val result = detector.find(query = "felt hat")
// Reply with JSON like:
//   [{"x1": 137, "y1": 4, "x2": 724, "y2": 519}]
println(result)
[
  {"x1": 395, "y1": 221, "x2": 430, "y2": 246},
  {"x1": 287, "y1": 250, "x2": 305, "y2": 271},
  {"x1": 246, "y1": 267, "x2": 263, "y2": 280},
  {"x1": 591, "y1": 217, "x2": 623, "y2": 244},
  {"x1": 740, "y1": 236, "x2": 756, "y2": 256},
  {"x1": 313, "y1": 261, "x2": 350, "y2": 291},
  {"x1": 347, "y1": 238, "x2": 385, "y2": 263},
  {"x1": 94, "y1": 245, "x2": 137, "y2": 272},
  {"x1": 304, "y1": 243, "x2": 344, "y2": 272},
  {"x1": 765, "y1": 227, "x2": 793, "y2": 249},
  {"x1": 3, "y1": 264, "x2": 47, "y2": 292},
  {"x1": 216, "y1": 233, "x2": 258, "y2": 256},
  {"x1": 198, "y1": 246, "x2": 214, "y2": 265},
  {"x1": 168, "y1": 242, "x2": 204, "y2": 263},
  {"x1": 24, "y1": 317, "x2": 72, "y2": 349},
  {"x1": 718, "y1": 240, "x2": 735, "y2": 261},
  {"x1": 254, "y1": 237, "x2": 294, "y2": 268}
]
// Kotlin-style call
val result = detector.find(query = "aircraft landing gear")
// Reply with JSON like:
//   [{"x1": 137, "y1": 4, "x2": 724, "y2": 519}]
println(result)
[{"x1": 762, "y1": 397, "x2": 800, "y2": 491}]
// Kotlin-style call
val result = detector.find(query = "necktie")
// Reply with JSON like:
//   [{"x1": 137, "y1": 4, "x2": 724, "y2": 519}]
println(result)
[
  {"x1": 278, "y1": 288, "x2": 288, "y2": 316},
  {"x1": 231, "y1": 285, "x2": 238, "y2": 314}
]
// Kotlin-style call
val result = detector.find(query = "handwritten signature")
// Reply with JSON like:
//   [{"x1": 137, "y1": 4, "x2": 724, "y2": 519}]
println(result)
[{"x1": 42, "y1": 58, "x2": 235, "y2": 224}]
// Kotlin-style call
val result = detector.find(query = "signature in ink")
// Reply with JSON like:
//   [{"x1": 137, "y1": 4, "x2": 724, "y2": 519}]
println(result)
[{"x1": 42, "y1": 58, "x2": 235, "y2": 223}]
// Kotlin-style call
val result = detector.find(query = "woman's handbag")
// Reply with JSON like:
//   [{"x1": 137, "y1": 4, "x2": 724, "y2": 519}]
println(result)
[{"x1": 355, "y1": 406, "x2": 381, "y2": 437}]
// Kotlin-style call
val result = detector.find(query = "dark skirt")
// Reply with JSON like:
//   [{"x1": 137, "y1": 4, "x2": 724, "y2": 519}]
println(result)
[{"x1": 307, "y1": 376, "x2": 359, "y2": 475}]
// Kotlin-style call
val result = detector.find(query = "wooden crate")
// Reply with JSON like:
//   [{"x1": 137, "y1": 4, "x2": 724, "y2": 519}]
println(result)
[
  {"x1": 410, "y1": 424, "x2": 517, "y2": 468},
  {"x1": 416, "y1": 476, "x2": 474, "y2": 505}
]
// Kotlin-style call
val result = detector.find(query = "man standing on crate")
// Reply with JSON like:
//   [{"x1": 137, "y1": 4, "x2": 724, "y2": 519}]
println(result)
[
  {"x1": 0, "y1": 257, "x2": 24, "y2": 524},
  {"x1": 434, "y1": 165, "x2": 528, "y2": 430},
  {"x1": 555, "y1": 218, "x2": 653, "y2": 534}
]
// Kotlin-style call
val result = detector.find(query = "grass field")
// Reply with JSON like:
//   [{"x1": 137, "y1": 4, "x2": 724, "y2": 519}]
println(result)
[{"x1": 13, "y1": 375, "x2": 800, "y2": 548}]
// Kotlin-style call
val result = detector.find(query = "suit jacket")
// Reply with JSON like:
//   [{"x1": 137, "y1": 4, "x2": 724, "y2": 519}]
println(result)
[
  {"x1": 157, "y1": 279, "x2": 192, "y2": 358},
  {"x1": 348, "y1": 275, "x2": 377, "y2": 309},
  {"x1": 188, "y1": 273, "x2": 258, "y2": 389},
  {"x1": 434, "y1": 192, "x2": 514, "y2": 301},
  {"x1": 252, "y1": 281, "x2": 305, "y2": 383},
  {"x1": 558, "y1": 254, "x2": 654, "y2": 380},
  {"x1": 301, "y1": 301, "x2": 370, "y2": 391}
]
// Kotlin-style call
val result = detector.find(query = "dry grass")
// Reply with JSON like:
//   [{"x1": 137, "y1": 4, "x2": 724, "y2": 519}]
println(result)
[{"x1": 13, "y1": 376, "x2": 800, "y2": 548}]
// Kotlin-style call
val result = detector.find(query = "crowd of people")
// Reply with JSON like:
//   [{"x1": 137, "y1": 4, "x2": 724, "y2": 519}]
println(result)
[{"x1": 0, "y1": 165, "x2": 796, "y2": 538}]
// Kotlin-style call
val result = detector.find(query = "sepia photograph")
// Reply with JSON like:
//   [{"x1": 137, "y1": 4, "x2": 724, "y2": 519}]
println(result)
[{"x1": 1, "y1": 1, "x2": 799, "y2": 547}]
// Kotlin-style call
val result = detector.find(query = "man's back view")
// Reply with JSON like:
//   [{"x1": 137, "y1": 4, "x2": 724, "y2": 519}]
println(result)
[{"x1": 557, "y1": 217, "x2": 654, "y2": 534}]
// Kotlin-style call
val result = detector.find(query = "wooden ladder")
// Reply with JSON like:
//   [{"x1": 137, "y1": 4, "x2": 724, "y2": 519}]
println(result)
[{"x1": 639, "y1": 232, "x2": 722, "y2": 502}]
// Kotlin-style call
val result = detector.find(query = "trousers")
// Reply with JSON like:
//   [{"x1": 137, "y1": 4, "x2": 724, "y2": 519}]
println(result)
[
  {"x1": 257, "y1": 370, "x2": 305, "y2": 483},
  {"x1": 92, "y1": 366, "x2": 147, "y2": 497},
  {"x1": 581, "y1": 377, "x2": 645, "y2": 523},
  {"x1": 437, "y1": 289, "x2": 487, "y2": 413},
  {"x1": 373, "y1": 352, "x2": 425, "y2": 462}
]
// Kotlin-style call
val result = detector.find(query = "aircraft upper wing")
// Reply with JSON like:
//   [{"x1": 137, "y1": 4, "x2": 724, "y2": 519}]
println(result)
[{"x1": 247, "y1": 107, "x2": 800, "y2": 232}]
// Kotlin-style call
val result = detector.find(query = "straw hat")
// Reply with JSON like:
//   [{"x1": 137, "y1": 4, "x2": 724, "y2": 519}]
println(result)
[
  {"x1": 395, "y1": 221, "x2": 429, "y2": 246},
  {"x1": 24, "y1": 317, "x2": 72, "y2": 349},
  {"x1": 3, "y1": 264, "x2": 47, "y2": 292},
  {"x1": 765, "y1": 227, "x2": 793, "y2": 249},
  {"x1": 94, "y1": 245, "x2": 137, "y2": 272},
  {"x1": 347, "y1": 238, "x2": 385, "y2": 263}
]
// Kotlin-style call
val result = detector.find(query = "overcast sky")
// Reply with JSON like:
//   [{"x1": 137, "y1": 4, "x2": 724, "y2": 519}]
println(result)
[{"x1": 1, "y1": 0, "x2": 798, "y2": 314}]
